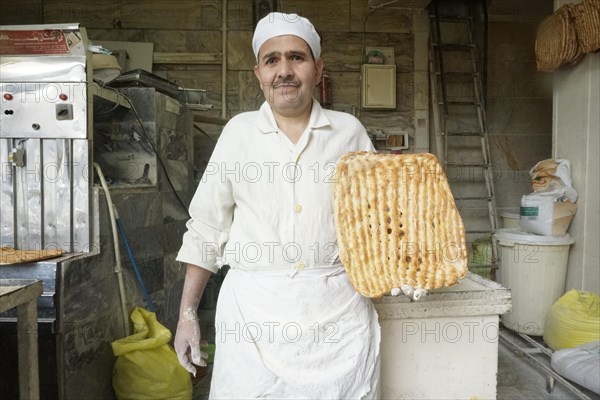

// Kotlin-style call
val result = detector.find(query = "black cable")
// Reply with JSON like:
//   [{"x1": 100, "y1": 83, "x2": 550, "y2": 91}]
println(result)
[
  {"x1": 122, "y1": 94, "x2": 191, "y2": 217},
  {"x1": 93, "y1": 83, "x2": 191, "y2": 217},
  {"x1": 93, "y1": 100, "x2": 120, "y2": 116},
  {"x1": 193, "y1": 123, "x2": 217, "y2": 143}
]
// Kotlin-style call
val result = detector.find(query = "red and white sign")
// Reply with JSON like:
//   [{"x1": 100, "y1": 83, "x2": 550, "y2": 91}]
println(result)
[{"x1": 0, "y1": 30, "x2": 70, "y2": 55}]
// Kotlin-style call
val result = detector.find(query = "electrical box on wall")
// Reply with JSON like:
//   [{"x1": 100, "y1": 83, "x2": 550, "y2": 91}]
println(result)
[{"x1": 361, "y1": 64, "x2": 396, "y2": 109}]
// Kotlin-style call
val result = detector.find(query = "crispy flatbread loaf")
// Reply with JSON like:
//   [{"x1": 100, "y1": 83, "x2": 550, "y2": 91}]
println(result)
[
  {"x1": 334, "y1": 152, "x2": 468, "y2": 298},
  {"x1": 0, "y1": 247, "x2": 64, "y2": 265}
]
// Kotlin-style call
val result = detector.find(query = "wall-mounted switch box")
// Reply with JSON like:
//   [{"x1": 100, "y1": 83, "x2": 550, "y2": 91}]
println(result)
[{"x1": 361, "y1": 64, "x2": 396, "y2": 109}]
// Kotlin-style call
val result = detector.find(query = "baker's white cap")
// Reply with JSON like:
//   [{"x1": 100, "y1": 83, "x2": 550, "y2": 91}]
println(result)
[{"x1": 252, "y1": 12, "x2": 321, "y2": 60}]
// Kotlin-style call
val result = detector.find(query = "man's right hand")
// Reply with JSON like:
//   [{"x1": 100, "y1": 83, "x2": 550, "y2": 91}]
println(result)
[
  {"x1": 175, "y1": 264, "x2": 214, "y2": 375},
  {"x1": 174, "y1": 314, "x2": 208, "y2": 375}
]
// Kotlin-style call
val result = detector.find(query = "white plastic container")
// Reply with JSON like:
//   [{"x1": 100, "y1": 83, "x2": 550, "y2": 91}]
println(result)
[
  {"x1": 494, "y1": 229, "x2": 574, "y2": 335},
  {"x1": 501, "y1": 212, "x2": 519, "y2": 229}
]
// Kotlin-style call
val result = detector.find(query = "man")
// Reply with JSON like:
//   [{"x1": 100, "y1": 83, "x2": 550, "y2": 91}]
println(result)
[{"x1": 174, "y1": 12, "x2": 380, "y2": 399}]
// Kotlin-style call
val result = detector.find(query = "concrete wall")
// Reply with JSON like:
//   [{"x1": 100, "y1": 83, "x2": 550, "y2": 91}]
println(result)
[
  {"x1": 486, "y1": 0, "x2": 554, "y2": 219},
  {"x1": 550, "y1": 0, "x2": 599, "y2": 295},
  {"x1": 553, "y1": 52, "x2": 600, "y2": 294}
]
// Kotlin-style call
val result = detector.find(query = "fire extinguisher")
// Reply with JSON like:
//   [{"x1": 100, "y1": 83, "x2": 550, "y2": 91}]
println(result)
[{"x1": 319, "y1": 71, "x2": 332, "y2": 109}]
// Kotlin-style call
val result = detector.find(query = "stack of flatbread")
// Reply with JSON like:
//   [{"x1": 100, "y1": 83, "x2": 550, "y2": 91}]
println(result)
[
  {"x1": 572, "y1": 0, "x2": 600, "y2": 54},
  {"x1": 535, "y1": 4, "x2": 582, "y2": 72},
  {"x1": 334, "y1": 152, "x2": 468, "y2": 298}
]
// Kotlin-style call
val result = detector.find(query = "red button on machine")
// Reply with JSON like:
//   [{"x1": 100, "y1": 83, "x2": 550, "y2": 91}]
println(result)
[{"x1": 3, "y1": 93, "x2": 13, "y2": 100}]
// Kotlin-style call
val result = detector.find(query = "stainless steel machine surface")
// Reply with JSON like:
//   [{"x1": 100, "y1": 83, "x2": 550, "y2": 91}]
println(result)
[
  {"x1": 1, "y1": 23, "x2": 92, "y2": 254},
  {"x1": 1, "y1": 23, "x2": 196, "y2": 399}
]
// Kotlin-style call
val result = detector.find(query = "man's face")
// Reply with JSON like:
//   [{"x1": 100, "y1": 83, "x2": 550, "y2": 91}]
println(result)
[{"x1": 254, "y1": 35, "x2": 323, "y2": 117}]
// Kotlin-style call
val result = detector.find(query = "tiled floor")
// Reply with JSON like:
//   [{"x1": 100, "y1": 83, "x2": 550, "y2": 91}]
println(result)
[{"x1": 497, "y1": 328, "x2": 599, "y2": 400}]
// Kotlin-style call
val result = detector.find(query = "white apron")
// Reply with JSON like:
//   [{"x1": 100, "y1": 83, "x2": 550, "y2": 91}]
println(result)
[{"x1": 209, "y1": 266, "x2": 381, "y2": 399}]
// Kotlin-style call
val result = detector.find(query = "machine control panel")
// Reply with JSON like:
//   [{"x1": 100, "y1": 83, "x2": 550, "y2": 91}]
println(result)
[
  {"x1": 55, "y1": 103, "x2": 74, "y2": 120},
  {"x1": 0, "y1": 82, "x2": 87, "y2": 139}
]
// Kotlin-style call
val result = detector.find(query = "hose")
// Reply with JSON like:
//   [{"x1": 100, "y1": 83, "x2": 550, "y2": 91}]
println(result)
[
  {"x1": 94, "y1": 163, "x2": 130, "y2": 336},
  {"x1": 114, "y1": 211, "x2": 156, "y2": 312}
]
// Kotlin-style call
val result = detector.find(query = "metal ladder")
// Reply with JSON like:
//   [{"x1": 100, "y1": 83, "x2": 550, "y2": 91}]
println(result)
[{"x1": 429, "y1": 1, "x2": 498, "y2": 276}]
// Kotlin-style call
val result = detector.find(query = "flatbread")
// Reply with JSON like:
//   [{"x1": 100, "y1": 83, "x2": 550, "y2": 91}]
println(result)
[
  {"x1": 535, "y1": 4, "x2": 582, "y2": 72},
  {"x1": 334, "y1": 152, "x2": 468, "y2": 298},
  {"x1": 0, "y1": 247, "x2": 64, "y2": 265},
  {"x1": 572, "y1": 0, "x2": 600, "y2": 53}
]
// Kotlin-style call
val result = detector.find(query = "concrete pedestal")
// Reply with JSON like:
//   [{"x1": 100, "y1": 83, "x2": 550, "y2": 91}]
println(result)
[{"x1": 374, "y1": 273, "x2": 511, "y2": 399}]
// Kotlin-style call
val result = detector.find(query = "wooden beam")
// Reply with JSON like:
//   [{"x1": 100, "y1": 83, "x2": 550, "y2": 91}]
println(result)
[
  {"x1": 0, "y1": 280, "x2": 43, "y2": 400},
  {"x1": 153, "y1": 52, "x2": 223, "y2": 65}
]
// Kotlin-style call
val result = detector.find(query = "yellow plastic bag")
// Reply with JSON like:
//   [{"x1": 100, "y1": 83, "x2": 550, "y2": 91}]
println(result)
[
  {"x1": 112, "y1": 307, "x2": 192, "y2": 400},
  {"x1": 544, "y1": 290, "x2": 600, "y2": 351}
]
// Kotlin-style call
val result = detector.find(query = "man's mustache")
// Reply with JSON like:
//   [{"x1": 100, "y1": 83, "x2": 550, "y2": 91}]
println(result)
[{"x1": 272, "y1": 80, "x2": 301, "y2": 88}]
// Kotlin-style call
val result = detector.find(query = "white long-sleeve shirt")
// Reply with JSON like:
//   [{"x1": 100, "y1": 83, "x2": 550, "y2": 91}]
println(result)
[{"x1": 177, "y1": 100, "x2": 375, "y2": 273}]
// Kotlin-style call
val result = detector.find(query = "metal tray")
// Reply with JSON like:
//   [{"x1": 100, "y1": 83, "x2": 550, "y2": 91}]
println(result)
[{"x1": 108, "y1": 69, "x2": 179, "y2": 98}]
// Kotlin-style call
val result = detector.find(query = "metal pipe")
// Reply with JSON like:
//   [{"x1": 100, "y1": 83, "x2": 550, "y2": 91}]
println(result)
[
  {"x1": 482, "y1": 0, "x2": 488, "y2": 109},
  {"x1": 499, "y1": 331, "x2": 594, "y2": 400},
  {"x1": 221, "y1": 0, "x2": 228, "y2": 119},
  {"x1": 193, "y1": 114, "x2": 229, "y2": 126}
]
